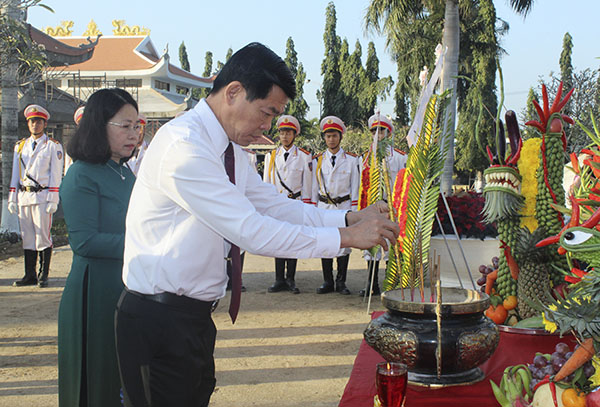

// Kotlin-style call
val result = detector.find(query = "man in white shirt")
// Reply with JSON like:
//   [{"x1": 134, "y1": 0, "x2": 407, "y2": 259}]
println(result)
[
  {"x1": 263, "y1": 114, "x2": 312, "y2": 293},
  {"x1": 312, "y1": 116, "x2": 359, "y2": 295},
  {"x1": 8, "y1": 105, "x2": 63, "y2": 288},
  {"x1": 115, "y1": 42, "x2": 398, "y2": 407}
]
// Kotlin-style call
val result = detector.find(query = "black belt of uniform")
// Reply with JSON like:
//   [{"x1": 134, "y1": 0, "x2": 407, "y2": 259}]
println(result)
[
  {"x1": 126, "y1": 288, "x2": 219, "y2": 313},
  {"x1": 19, "y1": 185, "x2": 47, "y2": 192},
  {"x1": 287, "y1": 191, "x2": 301, "y2": 199},
  {"x1": 318, "y1": 194, "x2": 350, "y2": 205}
]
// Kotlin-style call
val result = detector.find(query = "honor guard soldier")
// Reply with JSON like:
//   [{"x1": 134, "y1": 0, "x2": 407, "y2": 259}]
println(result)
[
  {"x1": 312, "y1": 116, "x2": 359, "y2": 295},
  {"x1": 64, "y1": 105, "x2": 85, "y2": 175},
  {"x1": 8, "y1": 104, "x2": 63, "y2": 287},
  {"x1": 127, "y1": 114, "x2": 148, "y2": 176},
  {"x1": 358, "y1": 114, "x2": 407, "y2": 296},
  {"x1": 263, "y1": 114, "x2": 312, "y2": 294}
]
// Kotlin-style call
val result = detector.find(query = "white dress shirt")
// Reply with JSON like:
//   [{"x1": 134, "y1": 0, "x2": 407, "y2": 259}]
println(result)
[{"x1": 123, "y1": 99, "x2": 345, "y2": 302}]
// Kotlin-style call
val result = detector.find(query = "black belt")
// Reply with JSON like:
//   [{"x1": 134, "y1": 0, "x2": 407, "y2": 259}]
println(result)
[
  {"x1": 288, "y1": 191, "x2": 301, "y2": 199},
  {"x1": 19, "y1": 185, "x2": 47, "y2": 192},
  {"x1": 319, "y1": 194, "x2": 350, "y2": 205},
  {"x1": 126, "y1": 289, "x2": 218, "y2": 314}
]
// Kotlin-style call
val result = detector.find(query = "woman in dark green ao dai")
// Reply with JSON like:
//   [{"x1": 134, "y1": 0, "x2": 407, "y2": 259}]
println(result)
[{"x1": 58, "y1": 88, "x2": 139, "y2": 406}]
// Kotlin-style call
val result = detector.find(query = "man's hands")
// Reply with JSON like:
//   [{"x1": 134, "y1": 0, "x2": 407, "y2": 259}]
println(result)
[
  {"x1": 339, "y1": 201, "x2": 399, "y2": 251},
  {"x1": 345, "y1": 201, "x2": 389, "y2": 226},
  {"x1": 7, "y1": 202, "x2": 17, "y2": 215}
]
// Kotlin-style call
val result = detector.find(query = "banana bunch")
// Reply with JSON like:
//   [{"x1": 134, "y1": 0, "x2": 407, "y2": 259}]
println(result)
[{"x1": 490, "y1": 364, "x2": 533, "y2": 407}]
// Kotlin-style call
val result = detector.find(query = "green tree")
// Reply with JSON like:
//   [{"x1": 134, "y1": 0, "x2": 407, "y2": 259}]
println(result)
[
  {"x1": 215, "y1": 47, "x2": 233, "y2": 73},
  {"x1": 321, "y1": 2, "x2": 342, "y2": 118},
  {"x1": 284, "y1": 37, "x2": 298, "y2": 78},
  {"x1": 195, "y1": 51, "x2": 213, "y2": 99},
  {"x1": 363, "y1": 42, "x2": 380, "y2": 118},
  {"x1": 178, "y1": 41, "x2": 190, "y2": 72},
  {"x1": 339, "y1": 39, "x2": 366, "y2": 126},
  {"x1": 454, "y1": 0, "x2": 499, "y2": 187},
  {"x1": 559, "y1": 32, "x2": 573, "y2": 117},
  {"x1": 365, "y1": 0, "x2": 537, "y2": 194},
  {"x1": 1, "y1": 0, "x2": 49, "y2": 233},
  {"x1": 521, "y1": 86, "x2": 540, "y2": 140},
  {"x1": 283, "y1": 37, "x2": 309, "y2": 124}
]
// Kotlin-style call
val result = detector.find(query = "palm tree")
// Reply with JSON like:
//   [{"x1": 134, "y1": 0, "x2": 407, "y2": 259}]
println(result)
[{"x1": 365, "y1": 0, "x2": 535, "y2": 195}]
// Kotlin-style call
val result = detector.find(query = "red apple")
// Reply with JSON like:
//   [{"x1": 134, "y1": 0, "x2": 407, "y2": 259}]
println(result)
[{"x1": 587, "y1": 388, "x2": 600, "y2": 407}]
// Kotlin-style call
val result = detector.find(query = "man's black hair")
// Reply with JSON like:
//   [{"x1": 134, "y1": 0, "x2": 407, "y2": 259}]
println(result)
[
  {"x1": 211, "y1": 42, "x2": 296, "y2": 101},
  {"x1": 67, "y1": 88, "x2": 138, "y2": 164}
]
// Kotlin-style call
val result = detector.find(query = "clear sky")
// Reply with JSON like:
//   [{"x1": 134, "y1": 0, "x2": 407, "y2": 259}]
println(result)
[{"x1": 28, "y1": 0, "x2": 599, "y2": 121}]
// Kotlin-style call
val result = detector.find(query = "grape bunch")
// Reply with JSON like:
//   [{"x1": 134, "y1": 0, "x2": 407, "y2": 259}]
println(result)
[
  {"x1": 476, "y1": 257, "x2": 499, "y2": 292},
  {"x1": 527, "y1": 342, "x2": 596, "y2": 391}
]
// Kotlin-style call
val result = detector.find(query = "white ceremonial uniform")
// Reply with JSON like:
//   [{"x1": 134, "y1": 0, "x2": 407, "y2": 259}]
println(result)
[
  {"x1": 63, "y1": 154, "x2": 73, "y2": 176},
  {"x1": 263, "y1": 145, "x2": 312, "y2": 204},
  {"x1": 359, "y1": 146, "x2": 407, "y2": 261},
  {"x1": 9, "y1": 134, "x2": 63, "y2": 250},
  {"x1": 127, "y1": 140, "x2": 148, "y2": 177},
  {"x1": 312, "y1": 149, "x2": 359, "y2": 256},
  {"x1": 123, "y1": 99, "x2": 346, "y2": 302}
]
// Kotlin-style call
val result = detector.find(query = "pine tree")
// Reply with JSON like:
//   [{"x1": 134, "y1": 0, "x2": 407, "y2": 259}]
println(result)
[
  {"x1": 339, "y1": 39, "x2": 365, "y2": 125},
  {"x1": 195, "y1": 51, "x2": 213, "y2": 100},
  {"x1": 216, "y1": 47, "x2": 233, "y2": 73},
  {"x1": 178, "y1": 41, "x2": 190, "y2": 72},
  {"x1": 283, "y1": 38, "x2": 309, "y2": 124},
  {"x1": 559, "y1": 32, "x2": 573, "y2": 116},
  {"x1": 522, "y1": 87, "x2": 540, "y2": 140},
  {"x1": 321, "y1": 1, "x2": 342, "y2": 117},
  {"x1": 363, "y1": 42, "x2": 379, "y2": 118},
  {"x1": 284, "y1": 37, "x2": 298, "y2": 79}
]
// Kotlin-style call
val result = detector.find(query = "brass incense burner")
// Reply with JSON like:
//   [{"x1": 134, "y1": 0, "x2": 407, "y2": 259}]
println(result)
[{"x1": 364, "y1": 287, "x2": 499, "y2": 387}]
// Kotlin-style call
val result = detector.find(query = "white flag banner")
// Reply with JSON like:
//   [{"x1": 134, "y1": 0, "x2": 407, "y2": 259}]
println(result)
[{"x1": 407, "y1": 45, "x2": 446, "y2": 147}]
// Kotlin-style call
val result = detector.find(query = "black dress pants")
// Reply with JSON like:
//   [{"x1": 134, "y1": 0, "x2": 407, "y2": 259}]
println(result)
[{"x1": 115, "y1": 290, "x2": 217, "y2": 407}]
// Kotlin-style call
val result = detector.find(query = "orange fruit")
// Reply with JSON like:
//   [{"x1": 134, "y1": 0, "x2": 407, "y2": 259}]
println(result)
[
  {"x1": 561, "y1": 387, "x2": 586, "y2": 407},
  {"x1": 503, "y1": 295, "x2": 518, "y2": 311}
]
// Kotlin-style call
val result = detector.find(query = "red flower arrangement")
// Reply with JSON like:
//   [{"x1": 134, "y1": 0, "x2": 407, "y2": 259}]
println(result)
[{"x1": 431, "y1": 191, "x2": 498, "y2": 240}]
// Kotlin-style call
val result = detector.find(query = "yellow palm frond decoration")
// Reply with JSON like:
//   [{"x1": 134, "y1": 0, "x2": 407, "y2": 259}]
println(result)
[{"x1": 384, "y1": 94, "x2": 450, "y2": 296}]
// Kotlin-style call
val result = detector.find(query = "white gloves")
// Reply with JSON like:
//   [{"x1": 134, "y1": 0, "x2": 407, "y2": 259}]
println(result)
[
  {"x1": 8, "y1": 202, "x2": 17, "y2": 215},
  {"x1": 46, "y1": 202, "x2": 58, "y2": 214}
]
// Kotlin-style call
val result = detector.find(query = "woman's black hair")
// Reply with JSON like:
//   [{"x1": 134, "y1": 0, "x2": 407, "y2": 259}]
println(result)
[
  {"x1": 210, "y1": 42, "x2": 296, "y2": 101},
  {"x1": 67, "y1": 88, "x2": 138, "y2": 164}
]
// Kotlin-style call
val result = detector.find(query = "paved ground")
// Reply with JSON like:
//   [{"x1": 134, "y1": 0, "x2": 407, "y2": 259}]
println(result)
[{"x1": 0, "y1": 245, "x2": 469, "y2": 406}]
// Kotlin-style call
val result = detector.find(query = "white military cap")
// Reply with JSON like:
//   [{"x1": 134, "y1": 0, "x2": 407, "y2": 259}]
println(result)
[
  {"x1": 24, "y1": 104, "x2": 50, "y2": 121},
  {"x1": 368, "y1": 114, "x2": 394, "y2": 134},
  {"x1": 138, "y1": 114, "x2": 147, "y2": 125},
  {"x1": 276, "y1": 115, "x2": 300, "y2": 134},
  {"x1": 320, "y1": 115, "x2": 346, "y2": 135}
]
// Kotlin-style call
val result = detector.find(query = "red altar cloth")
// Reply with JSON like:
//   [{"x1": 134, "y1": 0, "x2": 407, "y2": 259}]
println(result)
[{"x1": 339, "y1": 312, "x2": 576, "y2": 407}]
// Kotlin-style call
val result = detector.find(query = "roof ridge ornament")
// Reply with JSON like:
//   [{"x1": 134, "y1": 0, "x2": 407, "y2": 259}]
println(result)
[
  {"x1": 112, "y1": 19, "x2": 150, "y2": 36},
  {"x1": 42, "y1": 20, "x2": 74, "y2": 37},
  {"x1": 83, "y1": 19, "x2": 102, "y2": 37}
]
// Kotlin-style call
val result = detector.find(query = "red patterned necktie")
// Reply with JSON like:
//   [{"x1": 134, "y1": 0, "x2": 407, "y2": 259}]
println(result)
[{"x1": 224, "y1": 142, "x2": 242, "y2": 323}]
